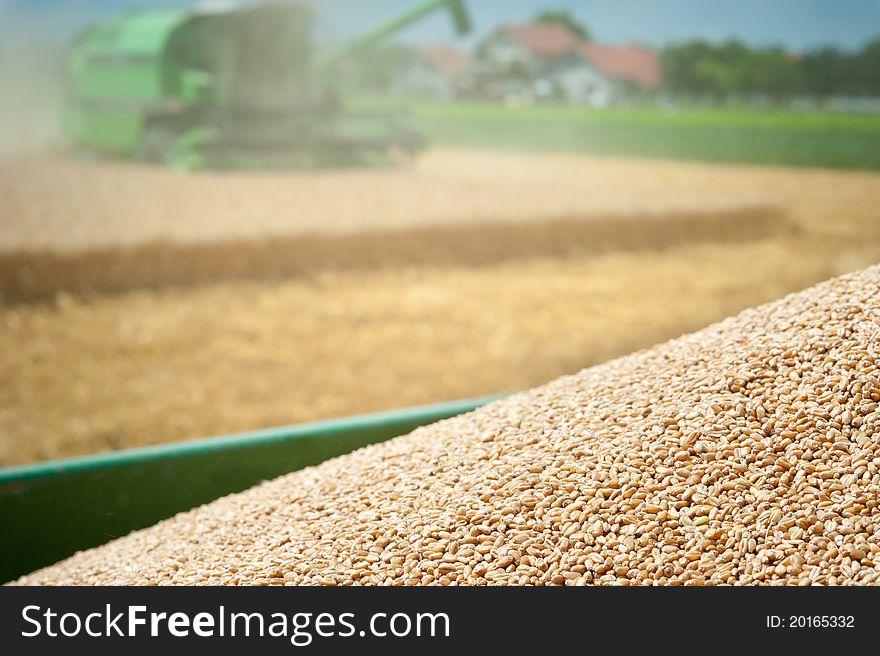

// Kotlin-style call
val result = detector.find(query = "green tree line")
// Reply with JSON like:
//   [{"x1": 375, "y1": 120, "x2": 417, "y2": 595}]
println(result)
[{"x1": 662, "y1": 38, "x2": 880, "y2": 100}]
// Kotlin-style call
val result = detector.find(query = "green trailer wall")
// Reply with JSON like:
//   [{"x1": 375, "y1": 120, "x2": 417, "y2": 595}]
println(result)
[{"x1": 0, "y1": 396, "x2": 500, "y2": 584}]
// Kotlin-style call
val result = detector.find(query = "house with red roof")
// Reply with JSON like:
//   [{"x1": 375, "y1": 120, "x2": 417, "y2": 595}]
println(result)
[
  {"x1": 579, "y1": 43, "x2": 661, "y2": 91},
  {"x1": 475, "y1": 23, "x2": 661, "y2": 105}
]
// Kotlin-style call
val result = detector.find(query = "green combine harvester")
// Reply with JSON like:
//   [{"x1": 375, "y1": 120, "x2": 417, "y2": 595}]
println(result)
[{"x1": 63, "y1": 0, "x2": 471, "y2": 169}]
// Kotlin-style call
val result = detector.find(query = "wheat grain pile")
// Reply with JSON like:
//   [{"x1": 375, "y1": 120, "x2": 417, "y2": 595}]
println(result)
[{"x1": 16, "y1": 265, "x2": 880, "y2": 586}]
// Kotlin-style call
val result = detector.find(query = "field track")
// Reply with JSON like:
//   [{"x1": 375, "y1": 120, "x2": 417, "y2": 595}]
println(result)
[{"x1": 0, "y1": 204, "x2": 784, "y2": 302}]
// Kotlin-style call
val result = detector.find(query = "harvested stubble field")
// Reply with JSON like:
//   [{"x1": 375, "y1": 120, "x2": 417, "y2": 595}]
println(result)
[
  {"x1": 17, "y1": 264, "x2": 880, "y2": 586},
  {"x1": 1, "y1": 150, "x2": 880, "y2": 465},
  {"x1": 0, "y1": 151, "x2": 786, "y2": 301}
]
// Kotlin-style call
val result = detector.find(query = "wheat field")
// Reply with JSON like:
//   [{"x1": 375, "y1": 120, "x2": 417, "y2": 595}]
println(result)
[{"x1": 1, "y1": 150, "x2": 879, "y2": 465}]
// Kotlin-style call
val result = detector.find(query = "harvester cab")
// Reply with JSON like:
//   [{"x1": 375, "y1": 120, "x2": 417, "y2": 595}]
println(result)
[{"x1": 63, "y1": 0, "x2": 472, "y2": 169}]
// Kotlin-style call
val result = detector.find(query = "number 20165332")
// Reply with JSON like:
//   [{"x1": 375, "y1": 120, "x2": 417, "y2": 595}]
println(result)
[{"x1": 766, "y1": 616, "x2": 855, "y2": 629}]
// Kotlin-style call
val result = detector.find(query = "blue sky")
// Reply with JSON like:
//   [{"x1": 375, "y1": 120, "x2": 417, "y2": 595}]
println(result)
[{"x1": 3, "y1": 0, "x2": 880, "y2": 50}]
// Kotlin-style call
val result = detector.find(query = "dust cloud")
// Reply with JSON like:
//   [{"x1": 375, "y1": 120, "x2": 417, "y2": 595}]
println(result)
[{"x1": 0, "y1": 3, "x2": 67, "y2": 153}]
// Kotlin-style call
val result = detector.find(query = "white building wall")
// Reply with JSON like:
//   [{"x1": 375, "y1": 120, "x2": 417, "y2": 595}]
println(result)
[{"x1": 550, "y1": 65, "x2": 615, "y2": 106}]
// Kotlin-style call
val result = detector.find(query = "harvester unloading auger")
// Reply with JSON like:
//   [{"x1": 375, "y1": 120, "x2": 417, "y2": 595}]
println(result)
[{"x1": 63, "y1": 0, "x2": 472, "y2": 169}]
